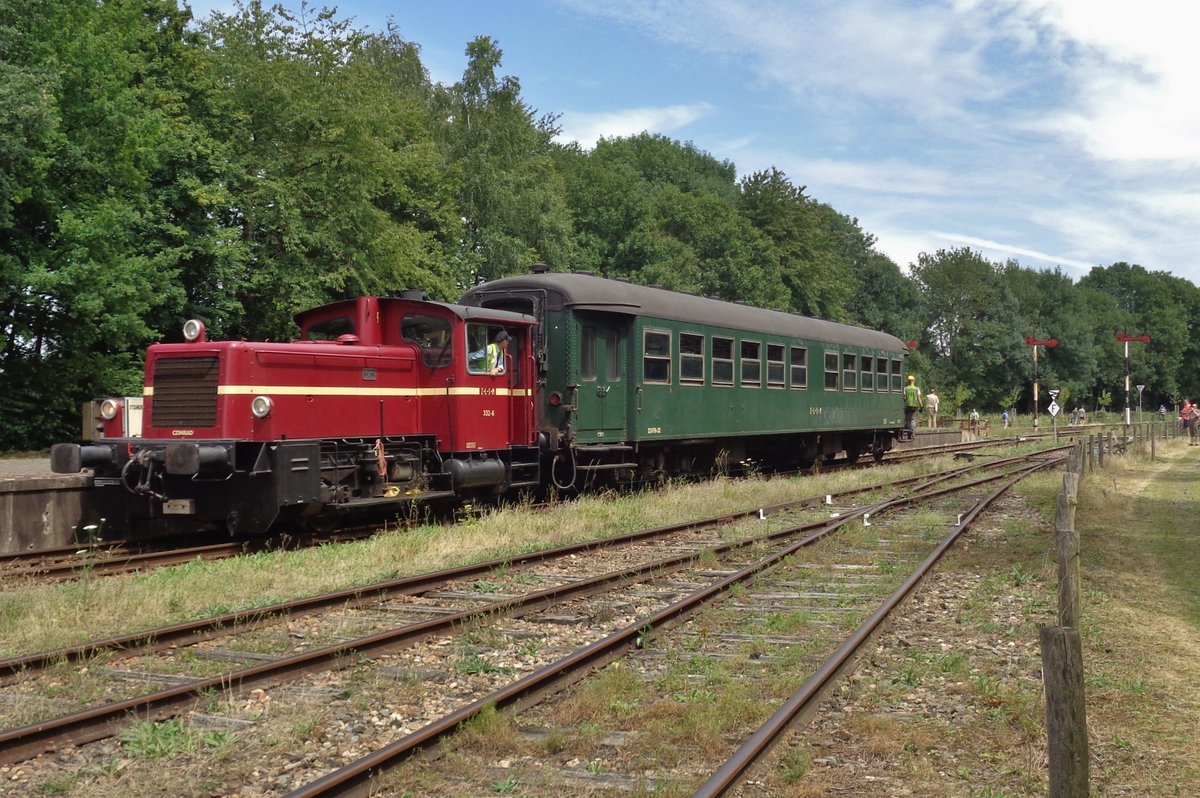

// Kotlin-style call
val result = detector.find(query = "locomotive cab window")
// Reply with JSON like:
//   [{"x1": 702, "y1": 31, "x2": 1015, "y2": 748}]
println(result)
[
  {"x1": 741, "y1": 341, "x2": 761, "y2": 387},
  {"x1": 790, "y1": 347, "x2": 808, "y2": 389},
  {"x1": 643, "y1": 330, "x2": 671, "y2": 383},
  {"x1": 824, "y1": 352, "x2": 840, "y2": 390},
  {"x1": 712, "y1": 336, "x2": 734, "y2": 386},
  {"x1": 402, "y1": 313, "x2": 453, "y2": 368},
  {"x1": 304, "y1": 315, "x2": 354, "y2": 341},
  {"x1": 680, "y1": 333, "x2": 705, "y2": 385},
  {"x1": 466, "y1": 323, "x2": 512, "y2": 375},
  {"x1": 767, "y1": 344, "x2": 785, "y2": 388}
]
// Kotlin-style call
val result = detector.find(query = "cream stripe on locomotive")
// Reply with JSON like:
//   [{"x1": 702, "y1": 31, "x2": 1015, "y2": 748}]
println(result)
[{"x1": 142, "y1": 386, "x2": 533, "y2": 398}]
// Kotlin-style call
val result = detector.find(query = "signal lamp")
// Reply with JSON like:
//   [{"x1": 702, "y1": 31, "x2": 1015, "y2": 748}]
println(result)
[{"x1": 549, "y1": 392, "x2": 563, "y2": 406}]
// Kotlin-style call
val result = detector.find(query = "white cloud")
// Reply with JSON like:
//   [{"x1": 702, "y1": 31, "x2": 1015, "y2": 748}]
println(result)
[
  {"x1": 556, "y1": 103, "x2": 715, "y2": 148},
  {"x1": 931, "y1": 232, "x2": 1096, "y2": 273}
]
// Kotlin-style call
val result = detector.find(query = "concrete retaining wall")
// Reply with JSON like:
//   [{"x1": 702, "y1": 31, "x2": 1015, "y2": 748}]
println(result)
[{"x1": 0, "y1": 474, "x2": 90, "y2": 553}]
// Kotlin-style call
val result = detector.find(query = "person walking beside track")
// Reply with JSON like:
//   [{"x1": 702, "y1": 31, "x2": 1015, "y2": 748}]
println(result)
[
  {"x1": 1185, "y1": 400, "x2": 1200, "y2": 446},
  {"x1": 903, "y1": 375, "x2": 924, "y2": 437},
  {"x1": 925, "y1": 389, "x2": 940, "y2": 428}
]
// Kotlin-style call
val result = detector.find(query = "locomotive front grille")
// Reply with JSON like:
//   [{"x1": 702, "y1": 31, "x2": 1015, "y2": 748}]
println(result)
[{"x1": 151, "y1": 356, "x2": 219, "y2": 427}]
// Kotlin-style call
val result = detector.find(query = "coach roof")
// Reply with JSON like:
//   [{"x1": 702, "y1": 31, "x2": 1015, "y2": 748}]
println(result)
[{"x1": 462, "y1": 271, "x2": 905, "y2": 352}]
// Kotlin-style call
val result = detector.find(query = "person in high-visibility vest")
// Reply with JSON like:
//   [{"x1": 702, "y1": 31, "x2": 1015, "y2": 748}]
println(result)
[
  {"x1": 485, "y1": 330, "x2": 510, "y2": 375},
  {"x1": 903, "y1": 375, "x2": 924, "y2": 435}
]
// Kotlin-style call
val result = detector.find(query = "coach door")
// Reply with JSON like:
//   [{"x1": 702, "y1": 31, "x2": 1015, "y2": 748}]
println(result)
[{"x1": 575, "y1": 315, "x2": 628, "y2": 442}]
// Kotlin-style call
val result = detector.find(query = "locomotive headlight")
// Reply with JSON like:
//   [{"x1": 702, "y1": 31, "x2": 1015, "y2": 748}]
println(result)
[
  {"x1": 99, "y1": 398, "x2": 120, "y2": 421},
  {"x1": 182, "y1": 319, "x2": 206, "y2": 342},
  {"x1": 250, "y1": 395, "x2": 273, "y2": 419}
]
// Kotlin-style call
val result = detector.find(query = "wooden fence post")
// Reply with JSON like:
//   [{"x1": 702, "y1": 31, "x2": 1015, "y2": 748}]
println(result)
[
  {"x1": 1056, "y1": 468, "x2": 1080, "y2": 629},
  {"x1": 1041, "y1": 626, "x2": 1090, "y2": 797}
]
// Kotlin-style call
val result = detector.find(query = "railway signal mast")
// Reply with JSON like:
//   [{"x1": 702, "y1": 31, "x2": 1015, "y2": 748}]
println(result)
[
  {"x1": 1025, "y1": 336, "x2": 1058, "y2": 429},
  {"x1": 1115, "y1": 332, "x2": 1151, "y2": 426}
]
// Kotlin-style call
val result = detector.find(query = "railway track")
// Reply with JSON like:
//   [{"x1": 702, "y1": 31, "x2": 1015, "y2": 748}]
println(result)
[
  {"x1": 0, "y1": 433, "x2": 1054, "y2": 584},
  {"x1": 0, "y1": 446, "x2": 1065, "y2": 796}
]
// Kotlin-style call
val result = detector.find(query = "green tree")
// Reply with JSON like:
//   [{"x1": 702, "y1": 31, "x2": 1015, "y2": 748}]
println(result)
[
  {"x1": 910, "y1": 248, "x2": 1025, "y2": 409},
  {"x1": 560, "y1": 134, "x2": 788, "y2": 309},
  {"x1": 1079, "y1": 262, "x2": 1197, "y2": 412},
  {"x1": 433, "y1": 36, "x2": 575, "y2": 284},
  {"x1": 737, "y1": 168, "x2": 855, "y2": 318},
  {"x1": 201, "y1": 2, "x2": 463, "y2": 338},
  {"x1": 999, "y1": 262, "x2": 1105, "y2": 415},
  {"x1": 846, "y1": 251, "x2": 923, "y2": 341},
  {"x1": 0, "y1": 0, "x2": 231, "y2": 448}
]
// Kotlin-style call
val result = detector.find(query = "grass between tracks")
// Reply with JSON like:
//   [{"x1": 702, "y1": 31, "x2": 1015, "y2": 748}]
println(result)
[{"x1": 0, "y1": 461, "x2": 928, "y2": 656}]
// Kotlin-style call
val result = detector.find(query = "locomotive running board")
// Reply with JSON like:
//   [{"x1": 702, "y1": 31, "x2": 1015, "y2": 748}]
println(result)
[
  {"x1": 574, "y1": 462, "x2": 638, "y2": 472},
  {"x1": 327, "y1": 490, "x2": 458, "y2": 512}
]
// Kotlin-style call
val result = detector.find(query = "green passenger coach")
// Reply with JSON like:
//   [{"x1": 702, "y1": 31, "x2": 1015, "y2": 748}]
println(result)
[{"x1": 459, "y1": 268, "x2": 908, "y2": 488}]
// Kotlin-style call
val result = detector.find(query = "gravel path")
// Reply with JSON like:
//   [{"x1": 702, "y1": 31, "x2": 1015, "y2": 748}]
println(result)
[{"x1": 0, "y1": 457, "x2": 54, "y2": 480}]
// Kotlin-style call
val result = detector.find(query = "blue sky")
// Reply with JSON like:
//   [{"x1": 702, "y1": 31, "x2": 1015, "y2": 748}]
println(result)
[{"x1": 187, "y1": 0, "x2": 1200, "y2": 286}]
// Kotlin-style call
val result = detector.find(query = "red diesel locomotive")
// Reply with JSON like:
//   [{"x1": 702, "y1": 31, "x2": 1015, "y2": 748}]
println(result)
[{"x1": 52, "y1": 292, "x2": 542, "y2": 537}]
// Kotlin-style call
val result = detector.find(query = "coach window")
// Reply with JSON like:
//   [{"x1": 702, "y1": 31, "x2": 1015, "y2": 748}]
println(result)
[
  {"x1": 643, "y1": 330, "x2": 671, "y2": 383},
  {"x1": 581, "y1": 327, "x2": 597, "y2": 380},
  {"x1": 824, "y1": 352, "x2": 839, "y2": 390},
  {"x1": 842, "y1": 354, "x2": 858, "y2": 391},
  {"x1": 790, "y1": 346, "x2": 808, "y2": 389},
  {"x1": 712, "y1": 336, "x2": 734, "y2": 386},
  {"x1": 401, "y1": 313, "x2": 453, "y2": 368},
  {"x1": 876, "y1": 358, "x2": 888, "y2": 392},
  {"x1": 680, "y1": 332, "x2": 705, "y2": 385},
  {"x1": 767, "y1": 344, "x2": 785, "y2": 388},
  {"x1": 604, "y1": 330, "x2": 622, "y2": 381},
  {"x1": 891, "y1": 358, "x2": 903, "y2": 391},
  {"x1": 861, "y1": 354, "x2": 875, "y2": 391},
  {"x1": 305, "y1": 315, "x2": 354, "y2": 341},
  {"x1": 741, "y1": 341, "x2": 761, "y2": 387}
]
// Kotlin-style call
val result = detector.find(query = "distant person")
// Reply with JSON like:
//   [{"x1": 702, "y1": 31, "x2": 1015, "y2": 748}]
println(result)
[
  {"x1": 903, "y1": 375, "x2": 924, "y2": 436},
  {"x1": 1001, "y1": 410, "x2": 1010, "y2": 428},
  {"x1": 925, "y1": 389, "x2": 940, "y2": 428},
  {"x1": 1159, "y1": 404, "x2": 1167, "y2": 421},
  {"x1": 1188, "y1": 401, "x2": 1200, "y2": 446},
  {"x1": 968, "y1": 408, "x2": 980, "y2": 430},
  {"x1": 1077, "y1": 406, "x2": 1086, "y2": 425}
]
